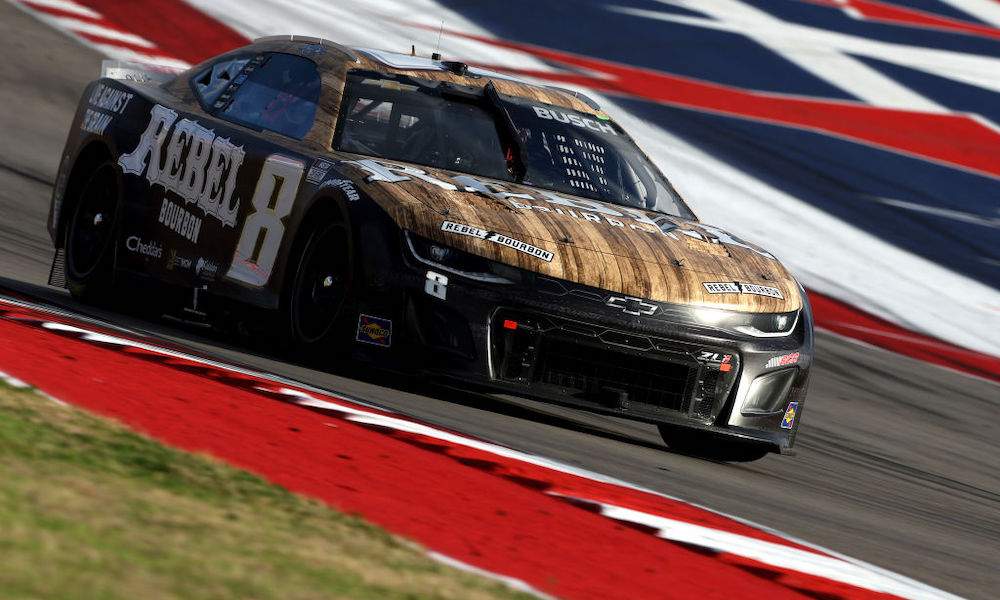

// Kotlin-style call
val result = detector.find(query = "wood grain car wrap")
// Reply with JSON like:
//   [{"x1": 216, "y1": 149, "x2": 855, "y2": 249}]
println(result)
[{"x1": 337, "y1": 160, "x2": 802, "y2": 313}]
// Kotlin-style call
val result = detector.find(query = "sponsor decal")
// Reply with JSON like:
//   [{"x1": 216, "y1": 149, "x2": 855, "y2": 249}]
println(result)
[
  {"x1": 81, "y1": 109, "x2": 114, "y2": 135},
  {"x1": 606, "y1": 296, "x2": 657, "y2": 316},
  {"x1": 356, "y1": 314, "x2": 392, "y2": 347},
  {"x1": 765, "y1": 352, "x2": 800, "y2": 369},
  {"x1": 317, "y1": 178, "x2": 360, "y2": 201},
  {"x1": 741, "y1": 283, "x2": 784, "y2": 299},
  {"x1": 195, "y1": 257, "x2": 220, "y2": 281},
  {"x1": 532, "y1": 106, "x2": 618, "y2": 136},
  {"x1": 125, "y1": 235, "x2": 163, "y2": 259},
  {"x1": 698, "y1": 350, "x2": 733, "y2": 372},
  {"x1": 119, "y1": 104, "x2": 245, "y2": 229},
  {"x1": 441, "y1": 221, "x2": 554, "y2": 262},
  {"x1": 341, "y1": 158, "x2": 459, "y2": 191},
  {"x1": 166, "y1": 249, "x2": 192, "y2": 271},
  {"x1": 703, "y1": 281, "x2": 784, "y2": 300},
  {"x1": 81, "y1": 84, "x2": 134, "y2": 136},
  {"x1": 88, "y1": 83, "x2": 134, "y2": 114},
  {"x1": 298, "y1": 44, "x2": 325, "y2": 56},
  {"x1": 340, "y1": 160, "x2": 776, "y2": 260},
  {"x1": 306, "y1": 159, "x2": 333, "y2": 184},
  {"x1": 158, "y1": 198, "x2": 202, "y2": 243},
  {"x1": 781, "y1": 402, "x2": 799, "y2": 429},
  {"x1": 703, "y1": 282, "x2": 740, "y2": 294}
]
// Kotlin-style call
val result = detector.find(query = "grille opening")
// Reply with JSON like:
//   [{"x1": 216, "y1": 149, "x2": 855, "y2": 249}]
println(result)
[{"x1": 535, "y1": 339, "x2": 695, "y2": 411}]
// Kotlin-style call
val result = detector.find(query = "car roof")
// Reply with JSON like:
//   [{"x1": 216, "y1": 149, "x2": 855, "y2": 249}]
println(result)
[{"x1": 165, "y1": 35, "x2": 606, "y2": 149}]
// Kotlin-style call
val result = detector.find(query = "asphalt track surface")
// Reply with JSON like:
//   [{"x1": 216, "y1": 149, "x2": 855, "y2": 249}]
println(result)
[{"x1": 1, "y1": 5, "x2": 997, "y2": 599}]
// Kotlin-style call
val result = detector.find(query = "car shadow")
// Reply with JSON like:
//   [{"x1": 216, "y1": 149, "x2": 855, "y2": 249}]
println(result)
[{"x1": 0, "y1": 276, "x2": 668, "y2": 456}]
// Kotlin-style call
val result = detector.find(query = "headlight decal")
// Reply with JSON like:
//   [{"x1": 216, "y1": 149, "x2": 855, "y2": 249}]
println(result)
[{"x1": 405, "y1": 230, "x2": 519, "y2": 284}]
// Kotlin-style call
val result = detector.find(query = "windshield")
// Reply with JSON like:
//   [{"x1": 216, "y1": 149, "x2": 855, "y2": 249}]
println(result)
[{"x1": 334, "y1": 70, "x2": 693, "y2": 218}]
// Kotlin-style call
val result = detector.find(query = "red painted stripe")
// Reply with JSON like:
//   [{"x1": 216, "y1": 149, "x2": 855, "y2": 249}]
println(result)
[
  {"x1": 72, "y1": 0, "x2": 250, "y2": 65},
  {"x1": 434, "y1": 29, "x2": 1000, "y2": 181},
  {"x1": 0, "y1": 304, "x2": 912, "y2": 600},
  {"x1": 20, "y1": 2, "x2": 105, "y2": 24},
  {"x1": 796, "y1": 0, "x2": 1000, "y2": 41},
  {"x1": 73, "y1": 32, "x2": 175, "y2": 59},
  {"x1": 808, "y1": 289, "x2": 1000, "y2": 383}
]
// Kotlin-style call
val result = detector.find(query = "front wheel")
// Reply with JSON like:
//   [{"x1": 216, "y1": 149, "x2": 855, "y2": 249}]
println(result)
[
  {"x1": 64, "y1": 162, "x2": 119, "y2": 303},
  {"x1": 287, "y1": 221, "x2": 351, "y2": 345},
  {"x1": 657, "y1": 425, "x2": 771, "y2": 462}
]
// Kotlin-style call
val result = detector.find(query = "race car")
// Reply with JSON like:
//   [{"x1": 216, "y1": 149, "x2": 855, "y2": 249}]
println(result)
[{"x1": 47, "y1": 35, "x2": 813, "y2": 461}]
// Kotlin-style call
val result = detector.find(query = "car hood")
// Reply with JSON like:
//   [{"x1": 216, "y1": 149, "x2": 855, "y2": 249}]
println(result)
[{"x1": 338, "y1": 159, "x2": 802, "y2": 313}]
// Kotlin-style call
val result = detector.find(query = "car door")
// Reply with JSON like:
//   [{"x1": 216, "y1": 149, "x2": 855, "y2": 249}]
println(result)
[{"x1": 115, "y1": 51, "x2": 323, "y2": 296}]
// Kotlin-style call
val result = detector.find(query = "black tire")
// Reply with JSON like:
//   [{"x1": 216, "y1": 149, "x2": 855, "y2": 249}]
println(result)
[
  {"x1": 287, "y1": 220, "x2": 351, "y2": 345},
  {"x1": 64, "y1": 162, "x2": 119, "y2": 303},
  {"x1": 657, "y1": 424, "x2": 771, "y2": 462}
]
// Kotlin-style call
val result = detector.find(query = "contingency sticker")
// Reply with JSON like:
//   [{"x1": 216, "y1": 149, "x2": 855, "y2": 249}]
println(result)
[
  {"x1": 781, "y1": 402, "x2": 798, "y2": 429},
  {"x1": 765, "y1": 352, "x2": 800, "y2": 369},
  {"x1": 441, "y1": 221, "x2": 554, "y2": 262},
  {"x1": 703, "y1": 281, "x2": 784, "y2": 300},
  {"x1": 356, "y1": 314, "x2": 392, "y2": 347}
]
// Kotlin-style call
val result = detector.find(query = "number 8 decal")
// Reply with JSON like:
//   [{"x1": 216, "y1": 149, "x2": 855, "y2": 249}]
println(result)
[{"x1": 226, "y1": 154, "x2": 305, "y2": 286}]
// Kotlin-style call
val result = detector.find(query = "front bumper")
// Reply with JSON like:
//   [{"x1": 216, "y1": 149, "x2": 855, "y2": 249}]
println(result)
[{"x1": 351, "y1": 231, "x2": 813, "y2": 452}]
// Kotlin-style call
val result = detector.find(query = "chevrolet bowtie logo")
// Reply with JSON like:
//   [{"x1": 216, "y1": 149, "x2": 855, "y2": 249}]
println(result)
[{"x1": 606, "y1": 296, "x2": 657, "y2": 316}]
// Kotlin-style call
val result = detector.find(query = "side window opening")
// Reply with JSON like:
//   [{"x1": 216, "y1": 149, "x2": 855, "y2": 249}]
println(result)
[
  {"x1": 192, "y1": 56, "x2": 251, "y2": 109},
  {"x1": 335, "y1": 74, "x2": 511, "y2": 182},
  {"x1": 192, "y1": 53, "x2": 321, "y2": 140}
]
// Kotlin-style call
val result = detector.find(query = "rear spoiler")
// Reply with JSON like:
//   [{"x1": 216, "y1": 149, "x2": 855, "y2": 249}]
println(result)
[{"x1": 101, "y1": 59, "x2": 182, "y2": 83}]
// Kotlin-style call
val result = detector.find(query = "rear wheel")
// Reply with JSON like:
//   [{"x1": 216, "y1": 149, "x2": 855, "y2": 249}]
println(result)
[
  {"x1": 657, "y1": 425, "x2": 771, "y2": 462},
  {"x1": 65, "y1": 162, "x2": 119, "y2": 303},
  {"x1": 288, "y1": 221, "x2": 351, "y2": 345}
]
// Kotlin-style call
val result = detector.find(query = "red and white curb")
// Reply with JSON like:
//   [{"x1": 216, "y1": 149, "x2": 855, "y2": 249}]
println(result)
[
  {"x1": 0, "y1": 291, "x2": 965, "y2": 600},
  {"x1": 11, "y1": 0, "x2": 190, "y2": 70}
]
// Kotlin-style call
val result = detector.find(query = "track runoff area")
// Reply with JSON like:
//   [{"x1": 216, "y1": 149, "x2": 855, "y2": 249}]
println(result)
[
  {"x1": 3, "y1": 0, "x2": 995, "y2": 598},
  {"x1": 0, "y1": 291, "x2": 963, "y2": 600}
]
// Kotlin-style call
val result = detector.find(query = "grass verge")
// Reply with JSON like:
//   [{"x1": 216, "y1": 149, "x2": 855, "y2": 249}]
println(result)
[{"x1": 0, "y1": 380, "x2": 535, "y2": 600}]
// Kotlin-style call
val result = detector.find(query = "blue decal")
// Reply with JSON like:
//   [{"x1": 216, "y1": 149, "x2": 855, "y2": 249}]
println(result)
[
  {"x1": 356, "y1": 314, "x2": 392, "y2": 347},
  {"x1": 781, "y1": 402, "x2": 799, "y2": 429}
]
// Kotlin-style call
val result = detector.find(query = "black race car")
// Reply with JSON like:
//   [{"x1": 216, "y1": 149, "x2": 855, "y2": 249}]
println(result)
[{"x1": 48, "y1": 35, "x2": 813, "y2": 461}]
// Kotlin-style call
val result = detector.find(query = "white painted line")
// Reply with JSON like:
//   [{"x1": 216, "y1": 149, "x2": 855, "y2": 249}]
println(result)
[
  {"x1": 52, "y1": 16, "x2": 158, "y2": 48},
  {"x1": 0, "y1": 368, "x2": 68, "y2": 405},
  {"x1": 0, "y1": 370, "x2": 31, "y2": 388},
  {"x1": 427, "y1": 551, "x2": 556, "y2": 599},
  {"x1": 564, "y1": 496, "x2": 965, "y2": 600},
  {"x1": 936, "y1": 0, "x2": 1000, "y2": 28},
  {"x1": 88, "y1": 44, "x2": 190, "y2": 70},
  {"x1": 869, "y1": 196, "x2": 1000, "y2": 229},
  {"x1": 20, "y1": 0, "x2": 100, "y2": 19}
]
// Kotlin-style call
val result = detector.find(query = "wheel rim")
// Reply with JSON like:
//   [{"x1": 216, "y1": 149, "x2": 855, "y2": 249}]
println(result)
[
  {"x1": 67, "y1": 165, "x2": 117, "y2": 280},
  {"x1": 292, "y1": 223, "x2": 349, "y2": 343}
]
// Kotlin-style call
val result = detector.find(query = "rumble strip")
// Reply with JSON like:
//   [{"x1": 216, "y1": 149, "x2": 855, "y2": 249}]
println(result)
[{"x1": 0, "y1": 291, "x2": 961, "y2": 600}]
